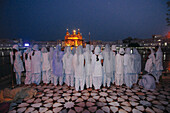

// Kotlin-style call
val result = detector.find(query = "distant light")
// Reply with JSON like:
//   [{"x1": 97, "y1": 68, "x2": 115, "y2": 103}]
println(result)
[
  {"x1": 24, "y1": 43, "x2": 29, "y2": 47},
  {"x1": 165, "y1": 42, "x2": 167, "y2": 46},
  {"x1": 130, "y1": 50, "x2": 133, "y2": 54}
]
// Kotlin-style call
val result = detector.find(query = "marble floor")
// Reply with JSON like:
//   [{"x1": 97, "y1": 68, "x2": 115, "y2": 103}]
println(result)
[{"x1": 8, "y1": 80, "x2": 170, "y2": 113}]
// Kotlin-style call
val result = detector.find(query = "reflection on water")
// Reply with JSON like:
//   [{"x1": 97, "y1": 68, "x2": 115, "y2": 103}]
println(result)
[{"x1": 0, "y1": 48, "x2": 169, "y2": 78}]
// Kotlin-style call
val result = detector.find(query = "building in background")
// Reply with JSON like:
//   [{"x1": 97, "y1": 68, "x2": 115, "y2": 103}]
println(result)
[{"x1": 64, "y1": 29, "x2": 85, "y2": 49}]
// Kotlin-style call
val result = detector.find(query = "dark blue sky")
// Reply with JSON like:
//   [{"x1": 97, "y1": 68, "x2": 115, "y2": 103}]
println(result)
[{"x1": 0, "y1": 0, "x2": 169, "y2": 41}]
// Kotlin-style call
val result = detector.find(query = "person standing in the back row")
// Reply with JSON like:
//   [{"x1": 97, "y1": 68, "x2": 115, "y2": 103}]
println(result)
[{"x1": 10, "y1": 44, "x2": 24, "y2": 85}]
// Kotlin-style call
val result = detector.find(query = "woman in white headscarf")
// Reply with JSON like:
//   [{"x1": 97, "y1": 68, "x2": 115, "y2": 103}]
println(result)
[
  {"x1": 91, "y1": 46, "x2": 103, "y2": 90},
  {"x1": 102, "y1": 44, "x2": 113, "y2": 87},
  {"x1": 84, "y1": 44, "x2": 92, "y2": 88},
  {"x1": 31, "y1": 44, "x2": 42, "y2": 85},
  {"x1": 24, "y1": 47, "x2": 32, "y2": 85},
  {"x1": 62, "y1": 46, "x2": 74, "y2": 87},
  {"x1": 10, "y1": 44, "x2": 24, "y2": 85},
  {"x1": 145, "y1": 48, "x2": 156, "y2": 77},
  {"x1": 124, "y1": 48, "x2": 135, "y2": 88},
  {"x1": 155, "y1": 46, "x2": 163, "y2": 83},
  {"x1": 41, "y1": 47, "x2": 51, "y2": 84},
  {"x1": 115, "y1": 48, "x2": 124, "y2": 86},
  {"x1": 111, "y1": 45, "x2": 116, "y2": 84},
  {"x1": 73, "y1": 46, "x2": 85, "y2": 91},
  {"x1": 133, "y1": 48, "x2": 141, "y2": 84}
]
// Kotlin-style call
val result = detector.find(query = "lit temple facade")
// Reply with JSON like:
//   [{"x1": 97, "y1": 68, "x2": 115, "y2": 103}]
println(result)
[{"x1": 65, "y1": 29, "x2": 84, "y2": 48}]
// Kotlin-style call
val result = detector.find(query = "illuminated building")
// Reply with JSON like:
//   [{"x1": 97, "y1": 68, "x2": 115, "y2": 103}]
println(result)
[{"x1": 65, "y1": 29, "x2": 84, "y2": 48}]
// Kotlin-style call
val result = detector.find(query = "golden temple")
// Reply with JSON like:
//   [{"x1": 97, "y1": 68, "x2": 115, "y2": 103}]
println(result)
[{"x1": 65, "y1": 29, "x2": 84, "y2": 48}]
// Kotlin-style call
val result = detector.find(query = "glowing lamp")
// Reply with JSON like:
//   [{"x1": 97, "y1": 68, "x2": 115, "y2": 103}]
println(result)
[{"x1": 24, "y1": 43, "x2": 30, "y2": 47}]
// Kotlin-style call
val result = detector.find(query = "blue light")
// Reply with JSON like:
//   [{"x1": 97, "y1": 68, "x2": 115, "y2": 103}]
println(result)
[{"x1": 24, "y1": 43, "x2": 29, "y2": 47}]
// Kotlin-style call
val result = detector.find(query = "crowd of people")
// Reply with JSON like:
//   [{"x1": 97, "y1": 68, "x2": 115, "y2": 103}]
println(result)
[{"x1": 10, "y1": 44, "x2": 163, "y2": 91}]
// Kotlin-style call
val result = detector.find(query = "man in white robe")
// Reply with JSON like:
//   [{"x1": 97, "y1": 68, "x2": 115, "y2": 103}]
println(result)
[
  {"x1": 102, "y1": 44, "x2": 113, "y2": 87},
  {"x1": 133, "y1": 48, "x2": 141, "y2": 84},
  {"x1": 115, "y1": 48, "x2": 124, "y2": 86},
  {"x1": 124, "y1": 48, "x2": 135, "y2": 88},
  {"x1": 41, "y1": 47, "x2": 51, "y2": 84},
  {"x1": 24, "y1": 47, "x2": 32, "y2": 85},
  {"x1": 73, "y1": 46, "x2": 85, "y2": 91},
  {"x1": 145, "y1": 48, "x2": 156, "y2": 77},
  {"x1": 62, "y1": 47, "x2": 74, "y2": 87},
  {"x1": 91, "y1": 46, "x2": 103, "y2": 90},
  {"x1": 31, "y1": 45, "x2": 42, "y2": 85},
  {"x1": 84, "y1": 44, "x2": 92, "y2": 88},
  {"x1": 155, "y1": 47, "x2": 163, "y2": 83}
]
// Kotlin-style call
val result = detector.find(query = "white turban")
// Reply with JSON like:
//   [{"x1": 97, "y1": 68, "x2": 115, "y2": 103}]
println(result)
[{"x1": 94, "y1": 46, "x2": 101, "y2": 55}]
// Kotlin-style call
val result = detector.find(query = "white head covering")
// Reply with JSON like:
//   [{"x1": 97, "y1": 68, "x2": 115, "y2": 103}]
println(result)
[
  {"x1": 26, "y1": 47, "x2": 31, "y2": 53},
  {"x1": 91, "y1": 45, "x2": 94, "y2": 51},
  {"x1": 94, "y1": 46, "x2": 101, "y2": 55},
  {"x1": 111, "y1": 45, "x2": 116, "y2": 51},
  {"x1": 86, "y1": 44, "x2": 91, "y2": 52},
  {"x1": 13, "y1": 44, "x2": 19, "y2": 51},
  {"x1": 133, "y1": 48, "x2": 140, "y2": 55},
  {"x1": 119, "y1": 48, "x2": 125, "y2": 54},
  {"x1": 41, "y1": 47, "x2": 47, "y2": 53},
  {"x1": 33, "y1": 44, "x2": 39, "y2": 51},
  {"x1": 104, "y1": 44, "x2": 110, "y2": 52},
  {"x1": 157, "y1": 46, "x2": 162, "y2": 53},
  {"x1": 149, "y1": 48, "x2": 155, "y2": 54},
  {"x1": 125, "y1": 48, "x2": 131, "y2": 54},
  {"x1": 50, "y1": 47, "x2": 54, "y2": 52}
]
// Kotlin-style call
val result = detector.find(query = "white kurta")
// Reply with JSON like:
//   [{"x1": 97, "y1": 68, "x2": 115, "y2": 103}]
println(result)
[
  {"x1": 103, "y1": 51, "x2": 113, "y2": 87},
  {"x1": 10, "y1": 51, "x2": 24, "y2": 85},
  {"x1": 92, "y1": 54, "x2": 103, "y2": 89},
  {"x1": 133, "y1": 52, "x2": 141, "y2": 83},
  {"x1": 124, "y1": 54, "x2": 135, "y2": 88},
  {"x1": 31, "y1": 51, "x2": 42, "y2": 73},
  {"x1": 155, "y1": 50, "x2": 163, "y2": 83},
  {"x1": 31, "y1": 51, "x2": 42, "y2": 85},
  {"x1": 115, "y1": 54, "x2": 124, "y2": 86},
  {"x1": 111, "y1": 52, "x2": 116, "y2": 84},
  {"x1": 73, "y1": 54, "x2": 85, "y2": 91},
  {"x1": 84, "y1": 51, "x2": 92, "y2": 88},
  {"x1": 10, "y1": 51, "x2": 24, "y2": 72},
  {"x1": 145, "y1": 53, "x2": 156, "y2": 76},
  {"x1": 24, "y1": 52, "x2": 32, "y2": 84},
  {"x1": 62, "y1": 53, "x2": 74, "y2": 86},
  {"x1": 42, "y1": 52, "x2": 51, "y2": 84}
]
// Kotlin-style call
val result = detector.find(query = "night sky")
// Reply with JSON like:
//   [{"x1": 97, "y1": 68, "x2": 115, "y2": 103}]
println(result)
[{"x1": 0, "y1": 0, "x2": 169, "y2": 41}]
